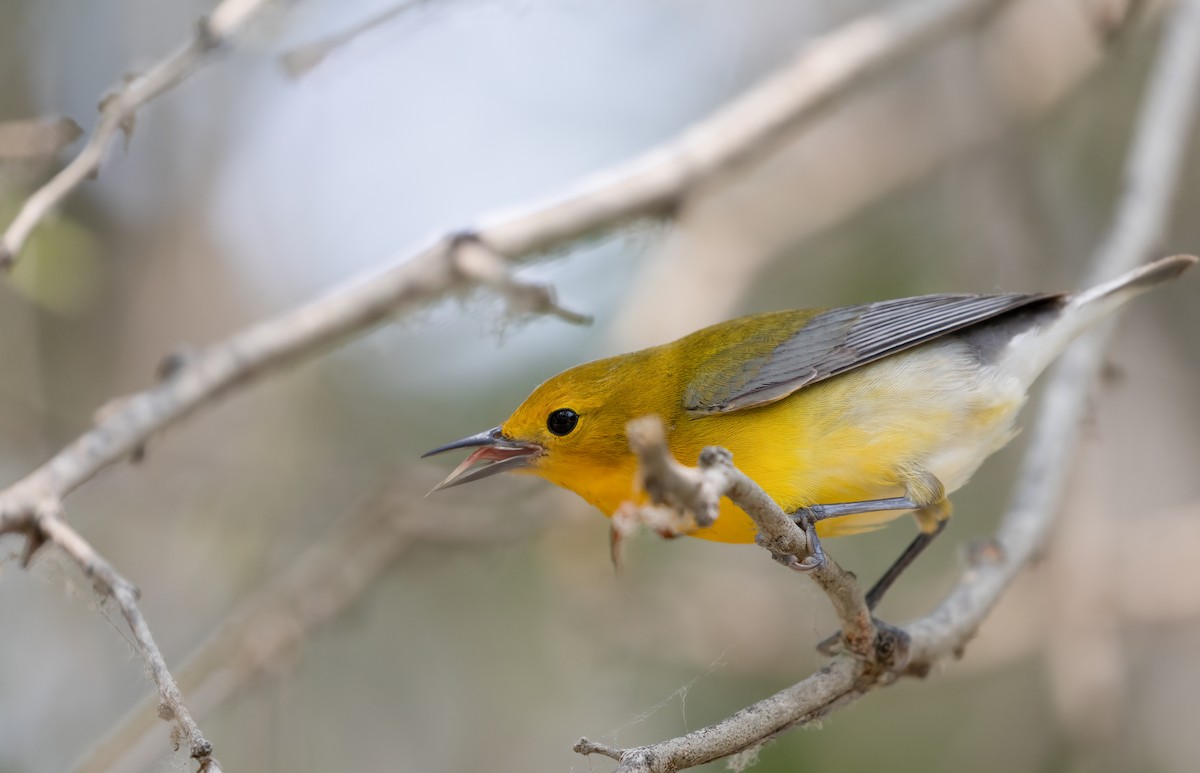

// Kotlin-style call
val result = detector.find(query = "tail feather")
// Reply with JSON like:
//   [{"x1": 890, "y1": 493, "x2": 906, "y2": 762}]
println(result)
[
  {"x1": 1001, "y1": 254, "x2": 1196, "y2": 385},
  {"x1": 1072, "y1": 254, "x2": 1197, "y2": 308}
]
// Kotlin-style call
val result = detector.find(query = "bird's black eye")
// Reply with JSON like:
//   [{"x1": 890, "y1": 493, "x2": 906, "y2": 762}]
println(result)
[{"x1": 547, "y1": 408, "x2": 579, "y2": 436}]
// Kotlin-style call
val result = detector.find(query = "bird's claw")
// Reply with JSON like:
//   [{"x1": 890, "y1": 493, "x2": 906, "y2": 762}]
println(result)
[
  {"x1": 790, "y1": 506, "x2": 828, "y2": 567},
  {"x1": 770, "y1": 550, "x2": 823, "y2": 573}
]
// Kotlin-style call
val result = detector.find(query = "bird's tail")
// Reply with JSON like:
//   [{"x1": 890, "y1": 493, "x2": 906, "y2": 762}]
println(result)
[{"x1": 1001, "y1": 254, "x2": 1196, "y2": 386}]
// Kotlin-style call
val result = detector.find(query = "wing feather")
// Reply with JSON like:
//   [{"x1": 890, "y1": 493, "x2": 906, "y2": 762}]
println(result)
[{"x1": 684, "y1": 292, "x2": 1063, "y2": 414}]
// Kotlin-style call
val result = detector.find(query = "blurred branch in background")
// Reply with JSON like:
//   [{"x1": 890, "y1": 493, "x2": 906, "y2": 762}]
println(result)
[
  {"x1": 945, "y1": 499, "x2": 1200, "y2": 675},
  {"x1": 280, "y1": 0, "x2": 429, "y2": 77},
  {"x1": 0, "y1": 0, "x2": 279, "y2": 266},
  {"x1": 479, "y1": 0, "x2": 1012, "y2": 261},
  {"x1": 31, "y1": 503, "x2": 222, "y2": 773},
  {"x1": 0, "y1": 117, "x2": 82, "y2": 162},
  {"x1": 2, "y1": 0, "x2": 1011, "y2": 275},
  {"x1": 610, "y1": 0, "x2": 1149, "y2": 349},
  {"x1": 575, "y1": 0, "x2": 1200, "y2": 768},
  {"x1": 74, "y1": 472, "x2": 554, "y2": 773},
  {"x1": 0, "y1": 245, "x2": 583, "y2": 765}
]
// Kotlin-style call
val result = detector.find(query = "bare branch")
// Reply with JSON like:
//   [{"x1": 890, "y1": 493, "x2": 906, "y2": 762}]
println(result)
[
  {"x1": 608, "y1": 0, "x2": 1147, "y2": 350},
  {"x1": 576, "y1": 0, "x2": 1200, "y2": 768},
  {"x1": 451, "y1": 233, "x2": 592, "y2": 325},
  {"x1": 621, "y1": 416, "x2": 879, "y2": 661},
  {"x1": 75, "y1": 476, "x2": 553, "y2": 773},
  {"x1": 7, "y1": 0, "x2": 1005, "y2": 267},
  {"x1": 577, "y1": 657, "x2": 868, "y2": 773},
  {"x1": 3, "y1": 504, "x2": 222, "y2": 771},
  {"x1": 0, "y1": 0, "x2": 278, "y2": 266},
  {"x1": 479, "y1": 0, "x2": 1010, "y2": 260},
  {"x1": 0, "y1": 247, "x2": 573, "y2": 527}
]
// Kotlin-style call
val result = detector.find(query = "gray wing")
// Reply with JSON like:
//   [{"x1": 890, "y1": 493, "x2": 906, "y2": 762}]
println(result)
[{"x1": 685, "y1": 292, "x2": 1063, "y2": 415}]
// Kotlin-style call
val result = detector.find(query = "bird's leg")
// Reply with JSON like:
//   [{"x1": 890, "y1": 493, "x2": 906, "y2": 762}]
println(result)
[
  {"x1": 791, "y1": 470, "x2": 944, "y2": 531},
  {"x1": 815, "y1": 496, "x2": 952, "y2": 656},
  {"x1": 864, "y1": 507, "x2": 950, "y2": 609},
  {"x1": 789, "y1": 471, "x2": 948, "y2": 659}
]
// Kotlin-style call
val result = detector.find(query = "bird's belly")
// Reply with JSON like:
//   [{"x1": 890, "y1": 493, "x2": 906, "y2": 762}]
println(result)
[{"x1": 692, "y1": 344, "x2": 1026, "y2": 543}]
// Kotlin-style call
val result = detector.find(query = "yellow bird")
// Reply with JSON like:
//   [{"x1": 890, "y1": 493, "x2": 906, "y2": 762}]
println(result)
[{"x1": 425, "y1": 255, "x2": 1195, "y2": 608}]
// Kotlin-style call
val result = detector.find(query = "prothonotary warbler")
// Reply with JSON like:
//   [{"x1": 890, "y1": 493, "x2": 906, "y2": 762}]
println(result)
[{"x1": 425, "y1": 254, "x2": 1196, "y2": 608}]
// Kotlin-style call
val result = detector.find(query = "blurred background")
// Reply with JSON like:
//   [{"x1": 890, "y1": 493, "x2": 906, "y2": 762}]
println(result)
[{"x1": 1, "y1": 0, "x2": 1199, "y2": 771}]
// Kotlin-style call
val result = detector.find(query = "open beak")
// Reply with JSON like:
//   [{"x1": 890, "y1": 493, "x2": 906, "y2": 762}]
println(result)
[{"x1": 422, "y1": 426, "x2": 543, "y2": 493}]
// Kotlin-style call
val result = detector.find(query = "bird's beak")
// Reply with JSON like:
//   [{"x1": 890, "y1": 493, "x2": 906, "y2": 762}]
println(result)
[{"x1": 422, "y1": 426, "x2": 543, "y2": 493}]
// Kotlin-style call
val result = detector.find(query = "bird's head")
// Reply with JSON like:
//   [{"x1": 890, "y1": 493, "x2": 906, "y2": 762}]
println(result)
[{"x1": 424, "y1": 353, "x2": 666, "y2": 512}]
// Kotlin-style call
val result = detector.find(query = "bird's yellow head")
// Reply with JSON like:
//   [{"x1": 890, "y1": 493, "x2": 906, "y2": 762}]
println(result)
[{"x1": 424, "y1": 350, "x2": 673, "y2": 514}]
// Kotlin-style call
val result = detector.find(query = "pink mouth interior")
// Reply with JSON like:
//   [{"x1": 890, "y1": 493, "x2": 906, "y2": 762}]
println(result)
[
  {"x1": 466, "y1": 446, "x2": 528, "y2": 464},
  {"x1": 443, "y1": 445, "x2": 535, "y2": 480}
]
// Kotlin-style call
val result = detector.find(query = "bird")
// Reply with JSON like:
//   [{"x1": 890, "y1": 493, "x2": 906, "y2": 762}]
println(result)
[{"x1": 424, "y1": 254, "x2": 1196, "y2": 610}]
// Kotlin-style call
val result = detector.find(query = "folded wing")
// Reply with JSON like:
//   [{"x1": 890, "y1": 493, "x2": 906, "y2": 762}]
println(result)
[{"x1": 684, "y1": 292, "x2": 1063, "y2": 415}]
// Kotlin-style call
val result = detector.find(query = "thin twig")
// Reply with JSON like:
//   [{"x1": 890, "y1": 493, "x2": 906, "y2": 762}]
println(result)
[
  {"x1": 74, "y1": 476, "x2": 553, "y2": 773},
  {"x1": 621, "y1": 416, "x2": 880, "y2": 660},
  {"x1": 0, "y1": 0, "x2": 278, "y2": 266},
  {"x1": 452, "y1": 234, "x2": 593, "y2": 324},
  {"x1": 575, "y1": 1, "x2": 1200, "y2": 768},
  {"x1": 20, "y1": 504, "x2": 223, "y2": 771}
]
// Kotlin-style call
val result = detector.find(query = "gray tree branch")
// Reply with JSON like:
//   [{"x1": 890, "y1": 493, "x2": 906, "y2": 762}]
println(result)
[
  {"x1": 73, "y1": 475, "x2": 554, "y2": 773},
  {"x1": 19, "y1": 503, "x2": 224, "y2": 771},
  {"x1": 0, "y1": 0, "x2": 279, "y2": 266},
  {"x1": 619, "y1": 416, "x2": 880, "y2": 660}
]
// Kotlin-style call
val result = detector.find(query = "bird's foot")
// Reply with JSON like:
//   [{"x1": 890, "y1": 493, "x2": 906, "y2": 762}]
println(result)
[
  {"x1": 759, "y1": 507, "x2": 825, "y2": 572},
  {"x1": 816, "y1": 617, "x2": 911, "y2": 671}
]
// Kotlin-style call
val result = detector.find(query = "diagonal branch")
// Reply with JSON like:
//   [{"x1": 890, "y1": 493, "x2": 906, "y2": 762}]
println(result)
[
  {"x1": 0, "y1": 246, "x2": 588, "y2": 524},
  {"x1": 73, "y1": 476, "x2": 554, "y2": 773},
  {"x1": 279, "y1": 0, "x2": 430, "y2": 78},
  {"x1": 574, "y1": 1, "x2": 1200, "y2": 769},
  {"x1": 3, "y1": 504, "x2": 223, "y2": 771},
  {"x1": 0, "y1": 0, "x2": 279, "y2": 266},
  {"x1": 4, "y1": 0, "x2": 1007, "y2": 269}
]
